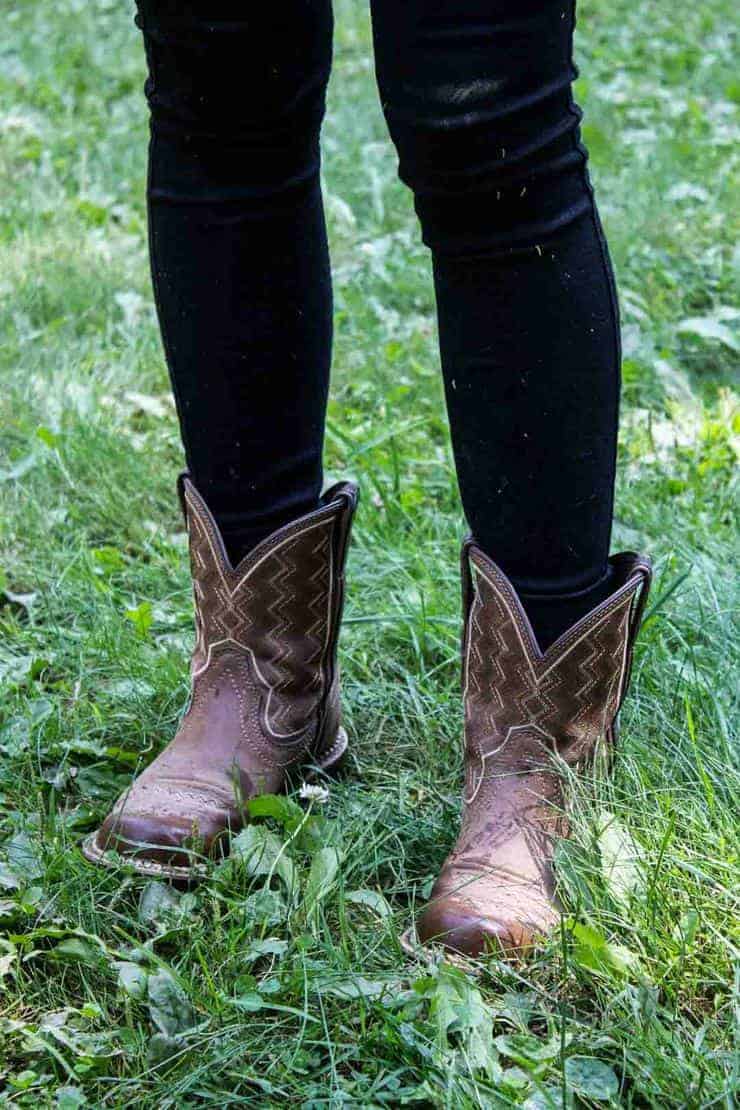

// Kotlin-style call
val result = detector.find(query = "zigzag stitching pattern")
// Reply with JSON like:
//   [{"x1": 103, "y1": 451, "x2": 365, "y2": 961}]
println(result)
[
  {"x1": 185, "y1": 491, "x2": 335, "y2": 740},
  {"x1": 463, "y1": 569, "x2": 635, "y2": 803}
]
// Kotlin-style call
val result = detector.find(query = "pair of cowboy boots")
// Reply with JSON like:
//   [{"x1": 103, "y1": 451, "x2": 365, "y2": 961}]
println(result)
[{"x1": 84, "y1": 476, "x2": 651, "y2": 955}]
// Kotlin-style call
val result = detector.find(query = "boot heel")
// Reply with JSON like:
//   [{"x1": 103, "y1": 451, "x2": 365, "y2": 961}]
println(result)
[{"x1": 316, "y1": 726, "x2": 349, "y2": 776}]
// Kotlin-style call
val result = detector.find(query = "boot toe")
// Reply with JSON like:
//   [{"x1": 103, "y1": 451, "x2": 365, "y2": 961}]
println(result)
[
  {"x1": 417, "y1": 896, "x2": 536, "y2": 956},
  {"x1": 88, "y1": 784, "x2": 235, "y2": 872},
  {"x1": 92, "y1": 812, "x2": 216, "y2": 869}
]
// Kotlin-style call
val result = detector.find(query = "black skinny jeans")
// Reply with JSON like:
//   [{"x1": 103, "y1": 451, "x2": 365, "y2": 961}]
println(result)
[{"x1": 135, "y1": 0, "x2": 621, "y2": 648}]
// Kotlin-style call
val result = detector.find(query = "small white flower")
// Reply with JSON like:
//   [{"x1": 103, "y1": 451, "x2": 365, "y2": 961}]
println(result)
[{"x1": 299, "y1": 783, "x2": 330, "y2": 805}]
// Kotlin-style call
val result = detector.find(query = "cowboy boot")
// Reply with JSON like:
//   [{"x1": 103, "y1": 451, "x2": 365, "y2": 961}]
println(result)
[
  {"x1": 83, "y1": 474, "x2": 358, "y2": 880},
  {"x1": 416, "y1": 540, "x2": 652, "y2": 955}
]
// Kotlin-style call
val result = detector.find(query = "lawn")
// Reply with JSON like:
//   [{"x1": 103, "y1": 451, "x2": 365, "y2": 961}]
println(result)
[{"x1": 0, "y1": 0, "x2": 738, "y2": 1105}]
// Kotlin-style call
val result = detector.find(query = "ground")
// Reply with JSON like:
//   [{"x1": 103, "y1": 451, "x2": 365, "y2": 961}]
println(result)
[{"x1": 0, "y1": 0, "x2": 738, "y2": 1106}]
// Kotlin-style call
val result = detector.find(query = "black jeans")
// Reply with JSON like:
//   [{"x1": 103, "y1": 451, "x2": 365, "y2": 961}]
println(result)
[{"x1": 135, "y1": 0, "x2": 621, "y2": 648}]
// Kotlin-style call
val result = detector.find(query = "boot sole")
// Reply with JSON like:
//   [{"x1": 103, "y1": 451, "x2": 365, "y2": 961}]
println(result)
[
  {"x1": 399, "y1": 924, "x2": 491, "y2": 972},
  {"x1": 399, "y1": 927, "x2": 418, "y2": 957},
  {"x1": 81, "y1": 726, "x2": 348, "y2": 884}
]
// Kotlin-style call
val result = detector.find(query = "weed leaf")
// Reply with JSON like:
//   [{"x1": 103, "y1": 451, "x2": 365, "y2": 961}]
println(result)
[
  {"x1": 345, "y1": 888, "x2": 393, "y2": 919},
  {"x1": 428, "y1": 963, "x2": 500, "y2": 1079},
  {"x1": 48, "y1": 938, "x2": 103, "y2": 967},
  {"x1": 565, "y1": 1055, "x2": 619, "y2": 1100},
  {"x1": 115, "y1": 961, "x2": 148, "y2": 1001},
  {"x1": 5, "y1": 832, "x2": 43, "y2": 881},
  {"x1": 570, "y1": 921, "x2": 640, "y2": 978},
  {"x1": 138, "y1": 881, "x2": 184, "y2": 927},
  {"x1": 147, "y1": 969, "x2": 195, "y2": 1037},
  {"x1": 247, "y1": 794, "x2": 304, "y2": 832},
  {"x1": 304, "y1": 846, "x2": 340, "y2": 921},
  {"x1": 231, "y1": 825, "x2": 298, "y2": 893}
]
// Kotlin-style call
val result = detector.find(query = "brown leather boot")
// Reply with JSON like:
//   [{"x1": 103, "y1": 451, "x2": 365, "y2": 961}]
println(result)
[
  {"x1": 83, "y1": 475, "x2": 358, "y2": 880},
  {"x1": 416, "y1": 540, "x2": 651, "y2": 956}
]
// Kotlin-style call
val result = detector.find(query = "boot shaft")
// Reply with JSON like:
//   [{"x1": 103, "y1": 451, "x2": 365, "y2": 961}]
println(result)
[
  {"x1": 180, "y1": 474, "x2": 358, "y2": 744},
  {"x1": 460, "y1": 542, "x2": 652, "y2": 800}
]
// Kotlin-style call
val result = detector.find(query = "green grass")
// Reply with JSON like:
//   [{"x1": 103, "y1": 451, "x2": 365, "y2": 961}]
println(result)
[{"x1": 0, "y1": 0, "x2": 738, "y2": 1105}]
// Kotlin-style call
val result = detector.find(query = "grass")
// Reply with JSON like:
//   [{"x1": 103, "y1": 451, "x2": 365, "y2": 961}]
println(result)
[{"x1": 0, "y1": 0, "x2": 738, "y2": 1105}]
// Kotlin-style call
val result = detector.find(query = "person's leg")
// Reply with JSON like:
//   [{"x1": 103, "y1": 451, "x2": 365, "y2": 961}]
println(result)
[
  {"x1": 134, "y1": 1, "x2": 334, "y2": 564},
  {"x1": 83, "y1": 2, "x2": 362, "y2": 880},
  {"x1": 370, "y1": 0, "x2": 620, "y2": 649},
  {"x1": 368, "y1": 0, "x2": 655, "y2": 957}
]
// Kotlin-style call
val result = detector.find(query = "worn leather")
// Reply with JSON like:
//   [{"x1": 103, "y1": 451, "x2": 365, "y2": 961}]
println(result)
[
  {"x1": 84, "y1": 475, "x2": 358, "y2": 876},
  {"x1": 417, "y1": 542, "x2": 652, "y2": 956}
]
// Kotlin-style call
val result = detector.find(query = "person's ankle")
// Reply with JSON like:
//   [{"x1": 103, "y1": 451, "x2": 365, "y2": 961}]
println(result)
[{"x1": 518, "y1": 565, "x2": 617, "y2": 652}]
